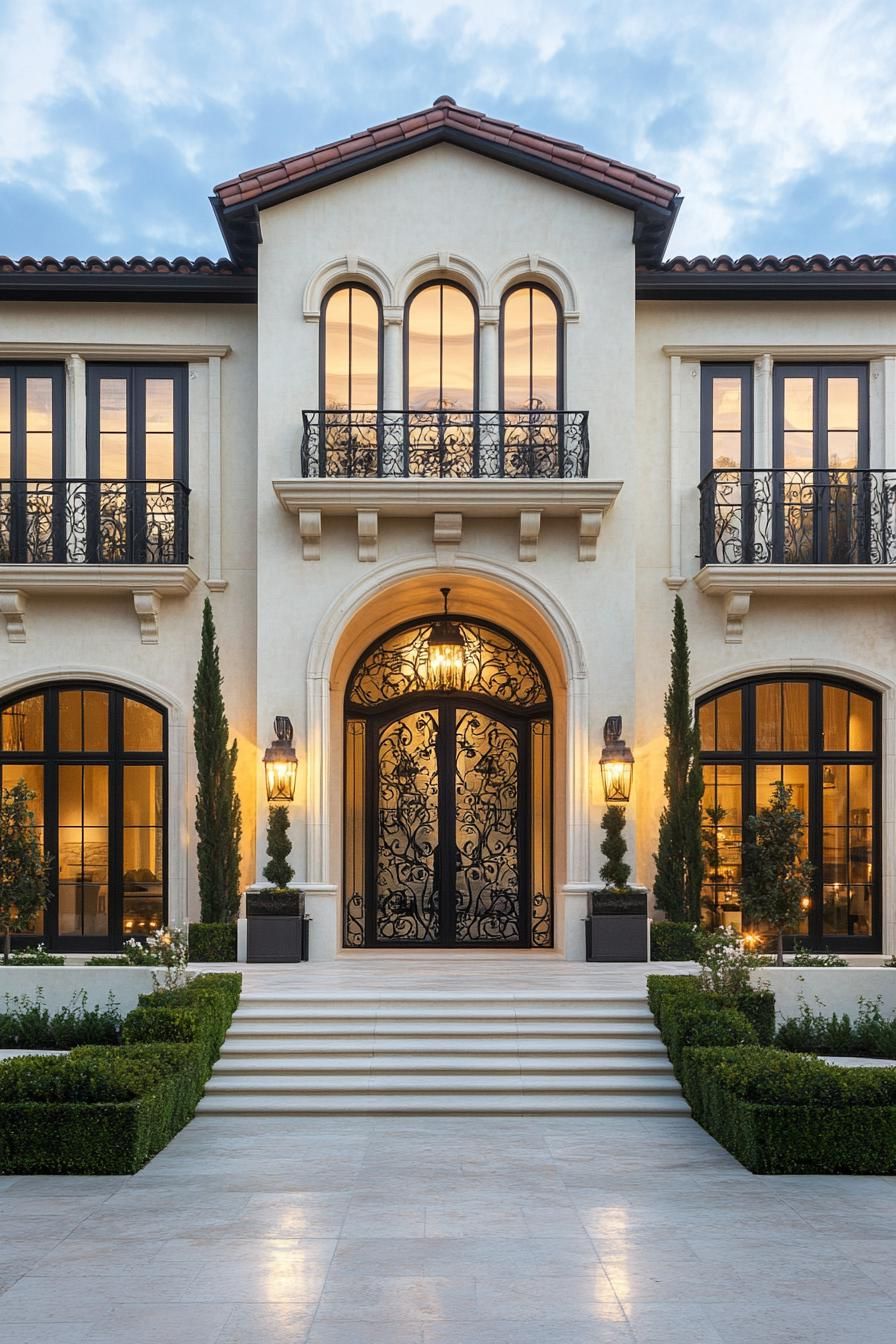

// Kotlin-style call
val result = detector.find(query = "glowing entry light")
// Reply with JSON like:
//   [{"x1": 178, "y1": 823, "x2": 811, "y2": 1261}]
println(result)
[
  {"x1": 425, "y1": 588, "x2": 466, "y2": 692},
  {"x1": 263, "y1": 717, "x2": 298, "y2": 802},
  {"x1": 599, "y1": 716, "x2": 635, "y2": 803}
]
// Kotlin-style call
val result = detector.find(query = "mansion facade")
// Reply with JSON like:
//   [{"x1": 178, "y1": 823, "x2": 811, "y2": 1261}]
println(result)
[{"x1": 1, "y1": 96, "x2": 894, "y2": 958}]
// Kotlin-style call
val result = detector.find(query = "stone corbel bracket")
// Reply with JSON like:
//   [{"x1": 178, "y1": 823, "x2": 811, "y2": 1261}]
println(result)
[
  {"x1": 133, "y1": 591, "x2": 162, "y2": 645},
  {"x1": 724, "y1": 590, "x2": 752, "y2": 644},
  {"x1": 0, "y1": 591, "x2": 27, "y2": 643}
]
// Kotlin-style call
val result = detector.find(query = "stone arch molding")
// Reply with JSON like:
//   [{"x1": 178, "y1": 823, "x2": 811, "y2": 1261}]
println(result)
[
  {"x1": 489, "y1": 255, "x2": 579, "y2": 319},
  {"x1": 693, "y1": 658, "x2": 896, "y2": 701},
  {"x1": 394, "y1": 252, "x2": 489, "y2": 310},
  {"x1": 303, "y1": 256, "x2": 396, "y2": 320},
  {"x1": 303, "y1": 553, "x2": 591, "y2": 891}
]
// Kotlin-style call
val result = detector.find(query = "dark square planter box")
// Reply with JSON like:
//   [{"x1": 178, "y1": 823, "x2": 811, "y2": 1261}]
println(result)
[
  {"x1": 586, "y1": 888, "x2": 648, "y2": 962},
  {"x1": 246, "y1": 915, "x2": 310, "y2": 963}
]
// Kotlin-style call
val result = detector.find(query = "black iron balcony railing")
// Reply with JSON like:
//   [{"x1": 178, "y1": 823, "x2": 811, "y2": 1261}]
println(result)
[
  {"x1": 700, "y1": 469, "x2": 896, "y2": 566},
  {"x1": 0, "y1": 479, "x2": 190, "y2": 565},
  {"x1": 300, "y1": 409, "x2": 590, "y2": 478}
]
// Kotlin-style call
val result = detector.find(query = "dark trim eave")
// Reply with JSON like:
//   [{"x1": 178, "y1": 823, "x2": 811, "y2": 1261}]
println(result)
[
  {"x1": 216, "y1": 127, "x2": 679, "y2": 268},
  {"x1": 0, "y1": 273, "x2": 258, "y2": 303},
  {"x1": 637, "y1": 272, "x2": 896, "y2": 300}
]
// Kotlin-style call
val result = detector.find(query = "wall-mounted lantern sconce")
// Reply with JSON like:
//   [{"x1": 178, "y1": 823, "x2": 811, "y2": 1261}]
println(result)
[
  {"x1": 263, "y1": 716, "x2": 298, "y2": 802},
  {"x1": 599, "y1": 716, "x2": 634, "y2": 803},
  {"x1": 425, "y1": 587, "x2": 466, "y2": 692}
]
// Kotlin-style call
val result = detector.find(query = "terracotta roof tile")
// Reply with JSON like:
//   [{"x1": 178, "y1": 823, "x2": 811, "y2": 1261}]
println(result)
[
  {"x1": 642, "y1": 253, "x2": 896, "y2": 274},
  {"x1": 212, "y1": 98, "x2": 681, "y2": 213},
  {"x1": 0, "y1": 254, "x2": 252, "y2": 276}
]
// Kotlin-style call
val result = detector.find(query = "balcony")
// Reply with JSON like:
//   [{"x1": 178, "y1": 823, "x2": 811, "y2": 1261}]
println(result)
[
  {"x1": 700, "y1": 469, "x2": 896, "y2": 567},
  {"x1": 0, "y1": 480, "x2": 196, "y2": 644},
  {"x1": 0, "y1": 479, "x2": 189, "y2": 566},
  {"x1": 300, "y1": 409, "x2": 590, "y2": 479},
  {"x1": 278, "y1": 409, "x2": 619, "y2": 564}
]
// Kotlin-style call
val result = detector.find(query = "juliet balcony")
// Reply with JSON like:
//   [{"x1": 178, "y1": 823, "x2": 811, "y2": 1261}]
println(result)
[
  {"x1": 0, "y1": 479, "x2": 190, "y2": 565},
  {"x1": 0, "y1": 479, "x2": 196, "y2": 645},
  {"x1": 697, "y1": 469, "x2": 896, "y2": 636},
  {"x1": 278, "y1": 409, "x2": 618, "y2": 564},
  {"x1": 300, "y1": 408, "x2": 590, "y2": 479}
]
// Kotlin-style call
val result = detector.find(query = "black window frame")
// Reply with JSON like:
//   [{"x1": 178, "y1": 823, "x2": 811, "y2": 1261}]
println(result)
[
  {"x1": 86, "y1": 363, "x2": 189, "y2": 485},
  {"x1": 697, "y1": 673, "x2": 881, "y2": 953},
  {"x1": 403, "y1": 280, "x2": 480, "y2": 412},
  {"x1": 499, "y1": 282, "x2": 564, "y2": 412},
  {"x1": 700, "y1": 363, "x2": 754, "y2": 478},
  {"x1": 0, "y1": 361, "x2": 66, "y2": 480},
  {"x1": 319, "y1": 282, "x2": 384, "y2": 414},
  {"x1": 0, "y1": 681, "x2": 169, "y2": 952},
  {"x1": 772, "y1": 362, "x2": 869, "y2": 472}
]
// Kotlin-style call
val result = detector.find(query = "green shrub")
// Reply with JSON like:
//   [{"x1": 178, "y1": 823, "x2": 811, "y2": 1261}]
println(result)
[
  {"x1": 5, "y1": 945, "x2": 64, "y2": 966},
  {"x1": 726, "y1": 987, "x2": 775, "y2": 1046},
  {"x1": 680, "y1": 1046, "x2": 896, "y2": 1173},
  {"x1": 646, "y1": 973, "x2": 701, "y2": 1027},
  {"x1": 0, "y1": 990, "x2": 121, "y2": 1049},
  {"x1": 188, "y1": 923, "x2": 237, "y2": 963},
  {"x1": 650, "y1": 921, "x2": 699, "y2": 961},
  {"x1": 662, "y1": 996, "x2": 757, "y2": 1076},
  {"x1": 0, "y1": 972, "x2": 241, "y2": 1175},
  {"x1": 776, "y1": 998, "x2": 896, "y2": 1059}
]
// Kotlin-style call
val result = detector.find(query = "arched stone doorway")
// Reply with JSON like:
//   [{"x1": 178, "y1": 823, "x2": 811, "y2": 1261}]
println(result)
[{"x1": 342, "y1": 611, "x2": 553, "y2": 948}]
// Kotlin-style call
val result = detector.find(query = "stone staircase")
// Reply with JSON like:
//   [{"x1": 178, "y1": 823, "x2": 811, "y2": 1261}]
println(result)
[{"x1": 198, "y1": 988, "x2": 687, "y2": 1115}]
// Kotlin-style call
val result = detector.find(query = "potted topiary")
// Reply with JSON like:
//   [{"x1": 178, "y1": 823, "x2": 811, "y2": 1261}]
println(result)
[
  {"x1": 246, "y1": 806, "x2": 306, "y2": 962},
  {"x1": 586, "y1": 806, "x2": 648, "y2": 962}
]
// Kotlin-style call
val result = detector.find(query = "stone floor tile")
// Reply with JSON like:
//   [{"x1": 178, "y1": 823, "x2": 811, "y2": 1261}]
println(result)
[
  {"x1": 216, "y1": 1304, "x2": 316, "y2": 1344},
  {"x1": 315, "y1": 1273, "x2": 478, "y2": 1322},
  {"x1": 81, "y1": 1303, "x2": 232, "y2": 1344},
  {"x1": 424, "y1": 1323, "x2": 634, "y2": 1344}
]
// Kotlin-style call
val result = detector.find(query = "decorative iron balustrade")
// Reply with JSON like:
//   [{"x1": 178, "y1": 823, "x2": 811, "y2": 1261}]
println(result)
[
  {"x1": 699, "y1": 469, "x2": 896, "y2": 566},
  {"x1": 301, "y1": 409, "x2": 589, "y2": 478},
  {"x1": 0, "y1": 479, "x2": 189, "y2": 565}
]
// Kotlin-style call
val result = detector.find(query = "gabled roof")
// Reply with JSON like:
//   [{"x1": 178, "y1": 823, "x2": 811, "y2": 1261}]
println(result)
[{"x1": 212, "y1": 96, "x2": 682, "y2": 268}]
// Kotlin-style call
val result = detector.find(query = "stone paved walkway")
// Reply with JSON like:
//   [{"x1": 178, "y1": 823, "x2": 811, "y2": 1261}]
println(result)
[{"x1": 0, "y1": 1113, "x2": 894, "y2": 1343}]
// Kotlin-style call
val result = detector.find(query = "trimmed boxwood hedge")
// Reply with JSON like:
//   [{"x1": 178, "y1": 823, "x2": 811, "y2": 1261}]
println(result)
[
  {"x1": 681, "y1": 1046, "x2": 896, "y2": 1174},
  {"x1": 0, "y1": 973, "x2": 240, "y2": 1175},
  {"x1": 188, "y1": 922, "x2": 238, "y2": 963},
  {"x1": 646, "y1": 974, "x2": 775, "y2": 1046},
  {"x1": 650, "y1": 921, "x2": 700, "y2": 962}
]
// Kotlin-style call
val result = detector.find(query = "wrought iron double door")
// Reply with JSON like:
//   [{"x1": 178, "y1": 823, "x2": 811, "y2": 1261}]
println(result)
[{"x1": 370, "y1": 697, "x2": 529, "y2": 946}]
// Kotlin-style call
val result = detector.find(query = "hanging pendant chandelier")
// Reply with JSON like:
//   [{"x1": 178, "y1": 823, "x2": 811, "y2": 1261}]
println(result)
[{"x1": 426, "y1": 587, "x2": 466, "y2": 691}]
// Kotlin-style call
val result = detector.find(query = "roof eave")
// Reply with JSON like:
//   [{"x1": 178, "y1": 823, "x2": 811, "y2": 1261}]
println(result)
[
  {"x1": 636, "y1": 271, "x2": 896, "y2": 300},
  {"x1": 215, "y1": 126, "x2": 680, "y2": 268},
  {"x1": 0, "y1": 271, "x2": 258, "y2": 303}
]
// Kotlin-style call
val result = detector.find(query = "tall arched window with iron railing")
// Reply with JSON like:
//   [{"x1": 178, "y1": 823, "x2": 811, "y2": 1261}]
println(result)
[
  {"x1": 500, "y1": 283, "x2": 564, "y2": 476},
  {"x1": 402, "y1": 281, "x2": 478, "y2": 475},
  {"x1": 318, "y1": 283, "x2": 383, "y2": 476}
]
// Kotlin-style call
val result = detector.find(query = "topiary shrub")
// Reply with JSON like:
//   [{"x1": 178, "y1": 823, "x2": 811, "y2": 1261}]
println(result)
[
  {"x1": 680, "y1": 1046, "x2": 896, "y2": 1174},
  {"x1": 188, "y1": 923, "x2": 237, "y2": 963},
  {"x1": 650, "y1": 921, "x2": 699, "y2": 962},
  {"x1": 661, "y1": 996, "x2": 757, "y2": 1077}
]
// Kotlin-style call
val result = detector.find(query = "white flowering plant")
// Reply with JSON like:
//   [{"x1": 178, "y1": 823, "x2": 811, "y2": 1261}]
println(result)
[
  {"x1": 146, "y1": 926, "x2": 191, "y2": 991},
  {"x1": 695, "y1": 925, "x2": 762, "y2": 999}
]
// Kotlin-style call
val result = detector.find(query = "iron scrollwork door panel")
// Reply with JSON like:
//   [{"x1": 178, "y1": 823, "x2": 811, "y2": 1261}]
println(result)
[
  {"x1": 453, "y1": 708, "x2": 522, "y2": 944},
  {"x1": 375, "y1": 709, "x2": 440, "y2": 943}
]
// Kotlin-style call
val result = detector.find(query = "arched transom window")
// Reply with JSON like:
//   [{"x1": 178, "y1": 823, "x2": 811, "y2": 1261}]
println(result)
[{"x1": 698, "y1": 675, "x2": 880, "y2": 950}]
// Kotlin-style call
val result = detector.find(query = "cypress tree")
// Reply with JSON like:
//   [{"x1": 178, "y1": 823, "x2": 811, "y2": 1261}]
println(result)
[
  {"x1": 263, "y1": 805, "x2": 295, "y2": 890},
  {"x1": 599, "y1": 806, "x2": 631, "y2": 892},
  {"x1": 653, "y1": 595, "x2": 704, "y2": 921},
  {"x1": 193, "y1": 598, "x2": 243, "y2": 923}
]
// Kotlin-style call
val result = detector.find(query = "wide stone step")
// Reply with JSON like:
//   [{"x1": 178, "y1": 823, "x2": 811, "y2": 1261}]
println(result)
[
  {"x1": 203, "y1": 1071, "x2": 681, "y2": 1094},
  {"x1": 212, "y1": 1052, "x2": 675, "y2": 1075},
  {"x1": 197, "y1": 1093, "x2": 691, "y2": 1116},
  {"x1": 231, "y1": 1007, "x2": 655, "y2": 1026},
  {"x1": 219, "y1": 1035, "x2": 668, "y2": 1056}
]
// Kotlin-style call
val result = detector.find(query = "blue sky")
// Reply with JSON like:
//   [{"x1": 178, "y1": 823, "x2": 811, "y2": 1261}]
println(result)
[{"x1": 0, "y1": 0, "x2": 893, "y2": 263}]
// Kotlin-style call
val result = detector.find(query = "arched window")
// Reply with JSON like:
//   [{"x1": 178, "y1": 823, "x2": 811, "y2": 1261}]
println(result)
[
  {"x1": 698, "y1": 675, "x2": 880, "y2": 951},
  {"x1": 0, "y1": 683, "x2": 167, "y2": 948},
  {"x1": 405, "y1": 281, "x2": 477, "y2": 412},
  {"x1": 343, "y1": 614, "x2": 552, "y2": 949},
  {"x1": 319, "y1": 284, "x2": 382, "y2": 476},
  {"x1": 501, "y1": 283, "x2": 562, "y2": 411}
]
